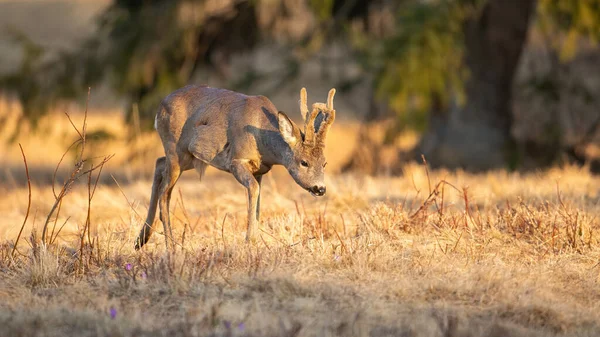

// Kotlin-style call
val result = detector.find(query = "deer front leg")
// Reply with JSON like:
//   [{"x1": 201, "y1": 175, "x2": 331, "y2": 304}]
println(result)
[
  {"x1": 231, "y1": 160, "x2": 260, "y2": 242},
  {"x1": 255, "y1": 174, "x2": 263, "y2": 222}
]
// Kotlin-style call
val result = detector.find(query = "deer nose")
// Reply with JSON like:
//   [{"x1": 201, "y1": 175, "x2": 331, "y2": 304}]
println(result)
[{"x1": 310, "y1": 185, "x2": 326, "y2": 196}]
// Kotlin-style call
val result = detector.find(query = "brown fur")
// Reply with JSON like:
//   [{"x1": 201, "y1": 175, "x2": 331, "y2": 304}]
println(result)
[{"x1": 135, "y1": 86, "x2": 337, "y2": 249}]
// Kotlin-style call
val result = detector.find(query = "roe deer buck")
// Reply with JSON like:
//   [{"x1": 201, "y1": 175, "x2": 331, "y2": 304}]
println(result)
[{"x1": 134, "y1": 85, "x2": 336, "y2": 250}]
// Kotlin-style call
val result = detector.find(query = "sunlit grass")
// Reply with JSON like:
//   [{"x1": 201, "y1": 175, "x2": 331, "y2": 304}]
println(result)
[{"x1": 0, "y1": 101, "x2": 599, "y2": 336}]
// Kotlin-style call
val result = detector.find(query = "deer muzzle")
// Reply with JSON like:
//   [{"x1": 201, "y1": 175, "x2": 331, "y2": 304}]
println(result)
[{"x1": 308, "y1": 185, "x2": 326, "y2": 197}]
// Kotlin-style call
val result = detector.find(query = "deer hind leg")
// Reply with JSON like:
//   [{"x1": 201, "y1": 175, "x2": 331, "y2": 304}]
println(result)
[
  {"x1": 135, "y1": 157, "x2": 166, "y2": 250},
  {"x1": 158, "y1": 157, "x2": 182, "y2": 251}
]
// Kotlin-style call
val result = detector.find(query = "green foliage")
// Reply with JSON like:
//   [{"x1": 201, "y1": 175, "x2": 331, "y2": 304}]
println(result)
[
  {"x1": 378, "y1": 1, "x2": 468, "y2": 125},
  {"x1": 89, "y1": 1, "x2": 202, "y2": 123},
  {"x1": 348, "y1": 0, "x2": 482, "y2": 131},
  {"x1": 351, "y1": 0, "x2": 600, "y2": 132},
  {"x1": 538, "y1": 0, "x2": 600, "y2": 61},
  {"x1": 310, "y1": 0, "x2": 335, "y2": 22}
]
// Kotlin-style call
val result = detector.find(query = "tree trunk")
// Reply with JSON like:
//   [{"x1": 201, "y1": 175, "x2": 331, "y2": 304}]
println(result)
[{"x1": 418, "y1": 0, "x2": 536, "y2": 171}]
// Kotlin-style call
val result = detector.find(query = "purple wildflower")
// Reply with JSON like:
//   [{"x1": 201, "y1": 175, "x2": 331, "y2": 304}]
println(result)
[
  {"x1": 238, "y1": 322, "x2": 245, "y2": 331},
  {"x1": 223, "y1": 320, "x2": 231, "y2": 329},
  {"x1": 125, "y1": 263, "x2": 132, "y2": 271},
  {"x1": 141, "y1": 271, "x2": 147, "y2": 279},
  {"x1": 110, "y1": 307, "x2": 117, "y2": 319}
]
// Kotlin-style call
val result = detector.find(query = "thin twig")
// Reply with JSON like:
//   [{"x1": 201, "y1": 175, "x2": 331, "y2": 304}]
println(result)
[
  {"x1": 49, "y1": 198, "x2": 64, "y2": 245},
  {"x1": 422, "y1": 155, "x2": 432, "y2": 195},
  {"x1": 11, "y1": 144, "x2": 31, "y2": 262},
  {"x1": 221, "y1": 213, "x2": 229, "y2": 252},
  {"x1": 52, "y1": 139, "x2": 80, "y2": 199},
  {"x1": 110, "y1": 174, "x2": 145, "y2": 221},
  {"x1": 64, "y1": 113, "x2": 83, "y2": 140},
  {"x1": 50, "y1": 217, "x2": 71, "y2": 246}
]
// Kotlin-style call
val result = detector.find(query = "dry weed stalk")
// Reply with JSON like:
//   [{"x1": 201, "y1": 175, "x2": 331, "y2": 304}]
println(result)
[
  {"x1": 409, "y1": 156, "x2": 461, "y2": 223},
  {"x1": 35, "y1": 88, "x2": 114, "y2": 264},
  {"x1": 77, "y1": 154, "x2": 109, "y2": 273},
  {"x1": 10, "y1": 144, "x2": 31, "y2": 263}
]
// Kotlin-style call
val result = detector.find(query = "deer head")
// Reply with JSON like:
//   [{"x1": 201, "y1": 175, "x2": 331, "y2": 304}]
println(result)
[{"x1": 277, "y1": 87, "x2": 336, "y2": 196}]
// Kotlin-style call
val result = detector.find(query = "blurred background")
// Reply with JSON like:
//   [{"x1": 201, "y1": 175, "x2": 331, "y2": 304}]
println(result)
[{"x1": 0, "y1": 0, "x2": 599, "y2": 184}]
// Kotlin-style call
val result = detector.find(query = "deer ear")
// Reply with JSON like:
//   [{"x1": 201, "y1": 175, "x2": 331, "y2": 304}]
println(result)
[{"x1": 278, "y1": 111, "x2": 299, "y2": 147}]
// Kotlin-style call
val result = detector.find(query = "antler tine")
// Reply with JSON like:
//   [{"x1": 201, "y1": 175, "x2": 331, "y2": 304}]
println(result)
[
  {"x1": 304, "y1": 88, "x2": 336, "y2": 146},
  {"x1": 304, "y1": 104, "x2": 321, "y2": 145},
  {"x1": 327, "y1": 88, "x2": 335, "y2": 110},
  {"x1": 316, "y1": 107, "x2": 335, "y2": 147},
  {"x1": 299, "y1": 87, "x2": 308, "y2": 121}
]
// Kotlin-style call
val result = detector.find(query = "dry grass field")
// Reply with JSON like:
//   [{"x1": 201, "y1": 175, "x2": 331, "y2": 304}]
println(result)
[
  {"x1": 0, "y1": 0, "x2": 599, "y2": 335},
  {"x1": 0, "y1": 105, "x2": 598, "y2": 337}
]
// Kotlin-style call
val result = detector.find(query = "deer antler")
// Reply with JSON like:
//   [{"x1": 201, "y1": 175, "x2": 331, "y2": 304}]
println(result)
[
  {"x1": 315, "y1": 88, "x2": 336, "y2": 146},
  {"x1": 299, "y1": 87, "x2": 308, "y2": 121},
  {"x1": 327, "y1": 88, "x2": 335, "y2": 110},
  {"x1": 304, "y1": 88, "x2": 336, "y2": 146}
]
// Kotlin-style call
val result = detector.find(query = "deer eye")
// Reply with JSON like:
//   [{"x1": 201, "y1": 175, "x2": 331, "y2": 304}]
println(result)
[{"x1": 300, "y1": 160, "x2": 309, "y2": 167}]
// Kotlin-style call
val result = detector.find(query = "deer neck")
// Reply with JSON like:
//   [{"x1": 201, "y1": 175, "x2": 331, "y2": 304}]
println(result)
[{"x1": 260, "y1": 132, "x2": 295, "y2": 168}]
